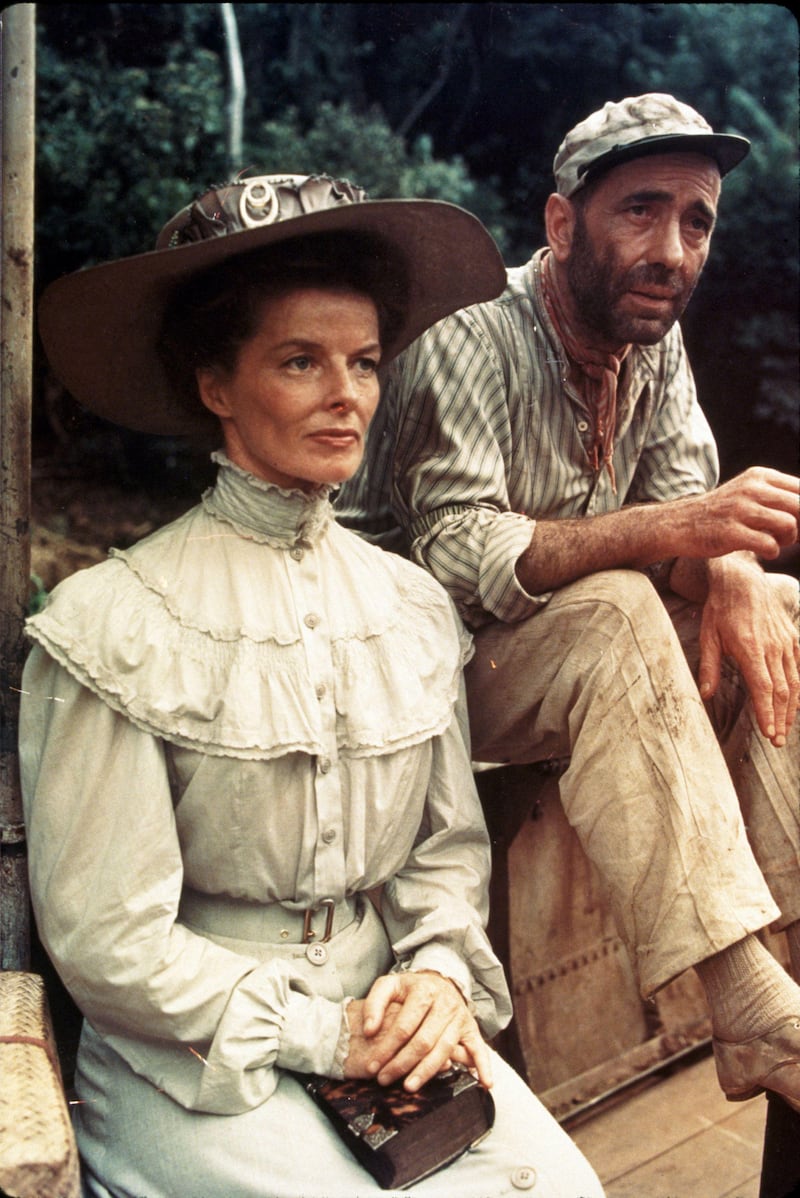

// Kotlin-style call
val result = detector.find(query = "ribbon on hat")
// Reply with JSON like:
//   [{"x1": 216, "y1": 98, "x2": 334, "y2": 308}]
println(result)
[{"x1": 158, "y1": 174, "x2": 368, "y2": 249}]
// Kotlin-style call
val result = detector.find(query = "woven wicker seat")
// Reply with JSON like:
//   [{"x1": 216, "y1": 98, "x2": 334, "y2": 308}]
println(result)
[{"x1": 0, "y1": 971, "x2": 81, "y2": 1198}]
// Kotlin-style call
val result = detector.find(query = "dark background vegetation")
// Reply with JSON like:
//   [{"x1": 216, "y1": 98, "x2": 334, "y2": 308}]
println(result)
[{"x1": 33, "y1": 2, "x2": 799, "y2": 499}]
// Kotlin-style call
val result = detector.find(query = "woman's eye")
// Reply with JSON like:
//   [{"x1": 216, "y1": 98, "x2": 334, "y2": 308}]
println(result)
[
  {"x1": 287, "y1": 355, "x2": 312, "y2": 371},
  {"x1": 356, "y1": 357, "x2": 379, "y2": 374}
]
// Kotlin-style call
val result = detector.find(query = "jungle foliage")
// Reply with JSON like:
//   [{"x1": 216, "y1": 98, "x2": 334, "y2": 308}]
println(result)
[{"x1": 35, "y1": 3, "x2": 799, "y2": 478}]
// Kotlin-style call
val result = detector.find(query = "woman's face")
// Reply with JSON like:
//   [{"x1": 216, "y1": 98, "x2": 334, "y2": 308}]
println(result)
[{"x1": 198, "y1": 287, "x2": 382, "y2": 491}]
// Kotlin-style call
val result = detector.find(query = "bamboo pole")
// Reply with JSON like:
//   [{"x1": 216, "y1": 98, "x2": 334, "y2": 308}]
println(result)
[{"x1": 0, "y1": 3, "x2": 36, "y2": 971}]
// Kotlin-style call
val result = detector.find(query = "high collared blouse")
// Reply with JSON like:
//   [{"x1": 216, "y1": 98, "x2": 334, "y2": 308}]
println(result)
[
  {"x1": 335, "y1": 249, "x2": 720, "y2": 628},
  {"x1": 19, "y1": 453, "x2": 510, "y2": 1114}
]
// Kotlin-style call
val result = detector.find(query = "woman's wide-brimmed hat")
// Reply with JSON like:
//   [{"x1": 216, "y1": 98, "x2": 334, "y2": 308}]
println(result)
[{"x1": 38, "y1": 173, "x2": 506, "y2": 435}]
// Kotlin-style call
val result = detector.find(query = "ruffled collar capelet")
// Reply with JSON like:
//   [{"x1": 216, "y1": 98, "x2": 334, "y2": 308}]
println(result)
[{"x1": 25, "y1": 453, "x2": 469, "y2": 761}]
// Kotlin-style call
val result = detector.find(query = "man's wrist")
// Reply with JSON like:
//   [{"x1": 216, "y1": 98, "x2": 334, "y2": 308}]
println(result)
[{"x1": 706, "y1": 550, "x2": 764, "y2": 591}]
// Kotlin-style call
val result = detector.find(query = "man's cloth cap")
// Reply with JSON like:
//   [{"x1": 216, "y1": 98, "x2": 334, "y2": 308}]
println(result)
[{"x1": 553, "y1": 93, "x2": 750, "y2": 197}]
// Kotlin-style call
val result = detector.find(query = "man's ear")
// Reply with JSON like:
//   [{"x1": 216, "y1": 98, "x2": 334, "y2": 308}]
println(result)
[
  {"x1": 544, "y1": 193, "x2": 577, "y2": 264},
  {"x1": 197, "y1": 367, "x2": 231, "y2": 419}
]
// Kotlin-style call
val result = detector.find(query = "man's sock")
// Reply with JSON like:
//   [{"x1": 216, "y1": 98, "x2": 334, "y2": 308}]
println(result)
[{"x1": 695, "y1": 934, "x2": 800, "y2": 1041}]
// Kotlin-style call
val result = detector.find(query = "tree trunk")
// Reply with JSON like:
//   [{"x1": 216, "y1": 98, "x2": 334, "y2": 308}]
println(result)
[{"x1": 220, "y1": 3, "x2": 245, "y2": 174}]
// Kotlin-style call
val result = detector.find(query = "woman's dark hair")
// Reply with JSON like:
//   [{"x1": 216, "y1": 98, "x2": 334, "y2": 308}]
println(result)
[{"x1": 158, "y1": 231, "x2": 408, "y2": 418}]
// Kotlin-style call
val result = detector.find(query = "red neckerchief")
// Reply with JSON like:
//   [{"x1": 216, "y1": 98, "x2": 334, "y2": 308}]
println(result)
[{"x1": 542, "y1": 252, "x2": 630, "y2": 494}]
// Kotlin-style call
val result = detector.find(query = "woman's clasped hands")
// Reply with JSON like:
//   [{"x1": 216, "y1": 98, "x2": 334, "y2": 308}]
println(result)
[{"x1": 343, "y1": 970, "x2": 493, "y2": 1093}]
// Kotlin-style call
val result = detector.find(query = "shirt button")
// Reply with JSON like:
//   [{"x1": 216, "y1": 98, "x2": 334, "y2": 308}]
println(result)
[
  {"x1": 304, "y1": 613, "x2": 320, "y2": 629},
  {"x1": 315, "y1": 683, "x2": 326, "y2": 700},
  {"x1": 510, "y1": 1166, "x2": 537, "y2": 1189},
  {"x1": 322, "y1": 828, "x2": 336, "y2": 844},
  {"x1": 577, "y1": 420, "x2": 589, "y2": 432},
  {"x1": 290, "y1": 547, "x2": 304, "y2": 561},
  {"x1": 318, "y1": 757, "x2": 332, "y2": 774}
]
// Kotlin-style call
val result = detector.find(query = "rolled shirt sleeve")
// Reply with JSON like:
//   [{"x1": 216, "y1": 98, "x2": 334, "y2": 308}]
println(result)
[{"x1": 388, "y1": 311, "x2": 542, "y2": 627}]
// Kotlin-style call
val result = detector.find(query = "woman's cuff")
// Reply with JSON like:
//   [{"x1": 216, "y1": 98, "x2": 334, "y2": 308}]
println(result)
[
  {"x1": 330, "y1": 996, "x2": 354, "y2": 1080},
  {"x1": 274, "y1": 990, "x2": 346, "y2": 1076}
]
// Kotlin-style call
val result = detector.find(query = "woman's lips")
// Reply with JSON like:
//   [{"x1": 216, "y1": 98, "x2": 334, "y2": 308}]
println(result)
[{"x1": 307, "y1": 428, "x2": 360, "y2": 446}]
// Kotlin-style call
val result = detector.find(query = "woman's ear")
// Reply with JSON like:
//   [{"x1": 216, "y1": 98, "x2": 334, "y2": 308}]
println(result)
[
  {"x1": 544, "y1": 193, "x2": 577, "y2": 264},
  {"x1": 197, "y1": 367, "x2": 232, "y2": 419}
]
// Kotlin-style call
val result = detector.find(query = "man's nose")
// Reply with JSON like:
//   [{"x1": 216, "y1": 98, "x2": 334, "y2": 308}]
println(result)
[{"x1": 648, "y1": 216, "x2": 685, "y2": 270}]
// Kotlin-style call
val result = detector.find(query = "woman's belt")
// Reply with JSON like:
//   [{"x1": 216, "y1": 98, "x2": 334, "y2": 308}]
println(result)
[{"x1": 179, "y1": 887, "x2": 358, "y2": 959}]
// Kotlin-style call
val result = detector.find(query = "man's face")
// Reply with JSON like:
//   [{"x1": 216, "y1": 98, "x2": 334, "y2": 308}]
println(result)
[{"x1": 565, "y1": 152, "x2": 721, "y2": 347}]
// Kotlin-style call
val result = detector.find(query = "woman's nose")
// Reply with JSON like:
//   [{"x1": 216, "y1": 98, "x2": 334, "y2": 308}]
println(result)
[{"x1": 327, "y1": 365, "x2": 358, "y2": 411}]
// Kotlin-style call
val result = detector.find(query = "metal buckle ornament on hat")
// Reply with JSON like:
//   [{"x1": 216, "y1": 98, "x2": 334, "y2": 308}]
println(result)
[
  {"x1": 239, "y1": 177, "x2": 280, "y2": 228},
  {"x1": 303, "y1": 898, "x2": 336, "y2": 964}
]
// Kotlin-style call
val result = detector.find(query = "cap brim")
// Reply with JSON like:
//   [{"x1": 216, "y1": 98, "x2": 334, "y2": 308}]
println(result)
[
  {"x1": 579, "y1": 131, "x2": 751, "y2": 188},
  {"x1": 38, "y1": 199, "x2": 505, "y2": 435}
]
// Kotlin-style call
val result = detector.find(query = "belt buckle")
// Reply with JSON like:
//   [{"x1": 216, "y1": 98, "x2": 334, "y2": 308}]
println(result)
[{"x1": 303, "y1": 899, "x2": 335, "y2": 964}]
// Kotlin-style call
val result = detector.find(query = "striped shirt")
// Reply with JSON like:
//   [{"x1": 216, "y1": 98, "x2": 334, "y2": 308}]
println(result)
[{"x1": 335, "y1": 249, "x2": 719, "y2": 628}]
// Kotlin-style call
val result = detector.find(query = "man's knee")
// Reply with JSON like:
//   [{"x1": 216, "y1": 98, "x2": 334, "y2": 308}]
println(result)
[
  {"x1": 547, "y1": 568, "x2": 678, "y2": 652},
  {"x1": 465, "y1": 569, "x2": 683, "y2": 761},
  {"x1": 471, "y1": 569, "x2": 674, "y2": 676}
]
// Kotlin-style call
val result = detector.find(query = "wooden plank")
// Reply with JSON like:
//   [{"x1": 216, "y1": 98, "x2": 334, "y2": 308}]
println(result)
[
  {"x1": 542, "y1": 1032, "x2": 712, "y2": 1123},
  {"x1": 719, "y1": 1174, "x2": 761, "y2": 1198},
  {"x1": 596, "y1": 1108, "x2": 764, "y2": 1198},
  {"x1": 570, "y1": 1054, "x2": 766, "y2": 1197},
  {"x1": 0, "y1": 0, "x2": 35, "y2": 971}
]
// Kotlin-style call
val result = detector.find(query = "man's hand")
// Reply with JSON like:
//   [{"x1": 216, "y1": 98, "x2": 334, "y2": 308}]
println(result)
[
  {"x1": 669, "y1": 467, "x2": 799, "y2": 562},
  {"x1": 697, "y1": 557, "x2": 800, "y2": 746},
  {"x1": 342, "y1": 971, "x2": 492, "y2": 1092}
]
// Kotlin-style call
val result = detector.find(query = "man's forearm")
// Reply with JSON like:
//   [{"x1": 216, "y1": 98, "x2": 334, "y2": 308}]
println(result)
[
  {"x1": 514, "y1": 504, "x2": 672, "y2": 595},
  {"x1": 515, "y1": 468, "x2": 798, "y2": 597}
]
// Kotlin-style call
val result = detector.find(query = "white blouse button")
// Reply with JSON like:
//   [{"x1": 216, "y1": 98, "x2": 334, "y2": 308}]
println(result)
[
  {"x1": 305, "y1": 942, "x2": 329, "y2": 965},
  {"x1": 510, "y1": 1165, "x2": 537, "y2": 1189},
  {"x1": 315, "y1": 683, "x2": 326, "y2": 700},
  {"x1": 290, "y1": 547, "x2": 304, "y2": 561},
  {"x1": 304, "y1": 613, "x2": 320, "y2": 629},
  {"x1": 318, "y1": 757, "x2": 332, "y2": 774},
  {"x1": 322, "y1": 828, "x2": 336, "y2": 844}
]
